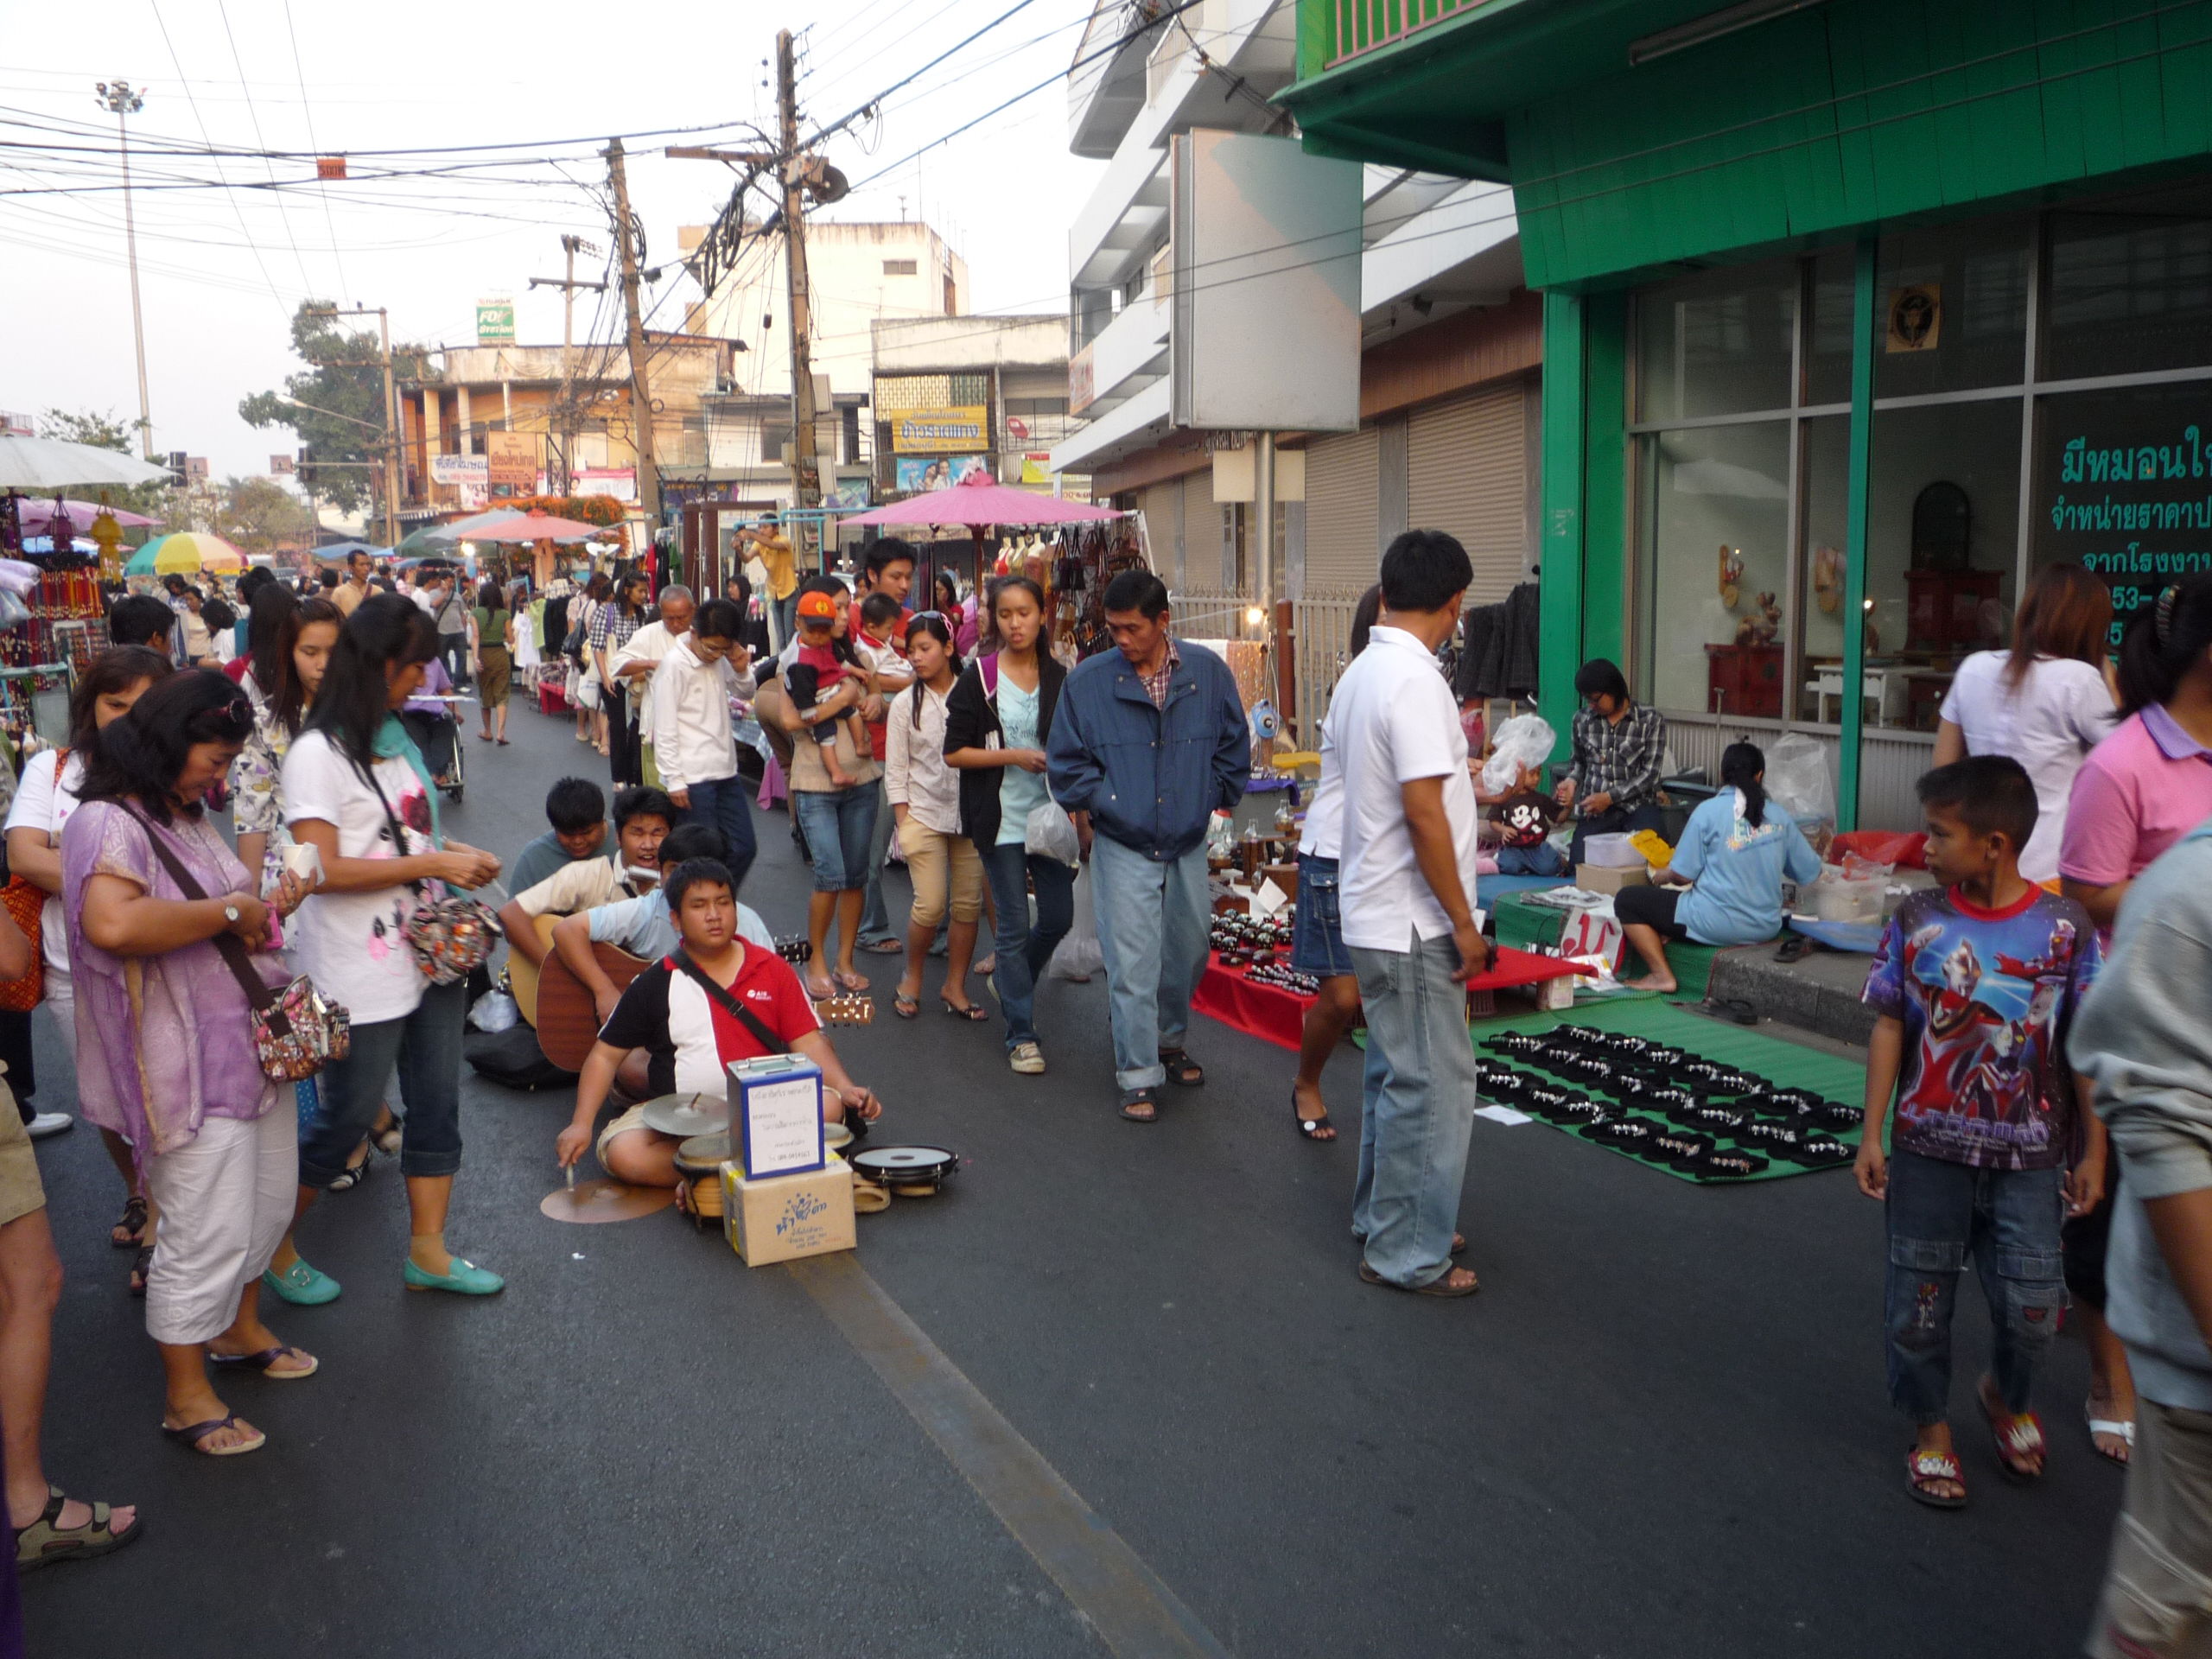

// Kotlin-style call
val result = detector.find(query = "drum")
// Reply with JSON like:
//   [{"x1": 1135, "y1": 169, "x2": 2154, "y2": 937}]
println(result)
[
  {"x1": 640, "y1": 1093, "x2": 722, "y2": 1138},
  {"x1": 849, "y1": 1144, "x2": 958, "y2": 1197},
  {"x1": 674, "y1": 1132, "x2": 729, "y2": 1177}
]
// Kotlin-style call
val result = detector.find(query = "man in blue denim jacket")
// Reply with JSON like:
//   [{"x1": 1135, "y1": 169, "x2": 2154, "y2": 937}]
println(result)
[{"x1": 1047, "y1": 570, "x2": 1251, "y2": 1121}]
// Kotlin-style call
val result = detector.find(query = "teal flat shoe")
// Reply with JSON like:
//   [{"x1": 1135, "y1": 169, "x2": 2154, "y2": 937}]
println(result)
[
  {"x1": 403, "y1": 1256, "x2": 504, "y2": 1296},
  {"x1": 261, "y1": 1259, "x2": 340, "y2": 1306}
]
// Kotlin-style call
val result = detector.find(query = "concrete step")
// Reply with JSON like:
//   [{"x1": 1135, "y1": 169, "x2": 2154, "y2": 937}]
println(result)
[{"x1": 1706, "y1": 940, "x2": 1877, "y2": 1049}]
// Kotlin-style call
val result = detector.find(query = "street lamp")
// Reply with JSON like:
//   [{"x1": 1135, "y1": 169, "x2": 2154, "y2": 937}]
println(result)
[{"x1": 95, "y1": 79, "x2": 152, "y2": 460}]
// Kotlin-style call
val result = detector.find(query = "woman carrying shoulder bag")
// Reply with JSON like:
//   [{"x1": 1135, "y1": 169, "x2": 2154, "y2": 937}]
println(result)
[
  {"x1": 944, "y1": 577, "x2": 1072, "y2": 1076},
  {"x1": 65, "y1": 671, "x2": 316, "y2": 1456},
  {"x1": 267, "y1": 596, "x2": 505, "y2": 1305}
]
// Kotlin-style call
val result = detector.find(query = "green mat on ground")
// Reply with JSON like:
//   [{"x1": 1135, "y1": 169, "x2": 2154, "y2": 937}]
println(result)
[{"x1": 1469, "y1": 998, "x2": 1866, "y2": 1184}]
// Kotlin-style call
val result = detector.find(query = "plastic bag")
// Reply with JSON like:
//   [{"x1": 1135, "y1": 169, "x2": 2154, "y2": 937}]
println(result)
[
  {"x1": 0, "y1": 590, "x2": 28, "y2": 633},
  {"x1": 1480, "y1": 714, "x2": 1556, "y2": 796},
  {"x1": 1832, "y1": 830, "x2": 1927, "y2": 870},
  {"x1": 468, "y1": 988, "x2": 518, "y2": 1033},
  {"x1": 1764, "y1": 733, "x2": 1836, "y2": 827},
  {"x1": 1025, "y1": 798, "x2": 1082, "y2": 869},
  {"x1": 1048, "y1": 861, "x2": 1104, "y2": 981}
]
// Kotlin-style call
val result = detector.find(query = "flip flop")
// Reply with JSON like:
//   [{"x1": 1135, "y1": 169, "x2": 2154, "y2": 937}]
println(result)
[
  {"x1": 2086, "y1": 1400, "x2": 2136, "y2": 1466},
  {"x1": 804, "y1": 974, "x2": 837, "y2": 1000},
  {"x1": 833, "y1": 969, "x2": 870, "y2": 993},
  {"x1": 161, "y1": 1413, "x2": 265, "y2": 1457},
  {"x1": 892, "y1": 992, "x2": 920, "y2": 1020},
  {"x1": 1905, "y1": 1446, "x2": 1967, "y2": 1509},
  {"x1": 1980, "y1": 1378, "x2": 2046, "y2": 1482},
  {"x1": 208, "y1": 1344, "x2": 319, "y2": 1381}
]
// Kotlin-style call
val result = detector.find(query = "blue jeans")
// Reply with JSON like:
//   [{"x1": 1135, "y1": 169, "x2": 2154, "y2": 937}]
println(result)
[
  {"x1": 791, "y1": 785, "x2": 879, "y2": 893},
  {"x1": 1884, "y1": 1147, "x2": 2065, "y2": 1424},
  {"x1": 1090, "y1": 836, "x2": 1210, "y2": 1092},
  {"x1": 771, "y1": 592, "x2": 798, "y2": 654},
  {"x1": 681, "y1": 772, "x2": 759, "y2": 894},
  {"x1": 298, "y1": 979, "x2": 467, "y2": 1186},
  {"x1": 858, "y1": 777, "x2": 899, "y2": 944},
  {"x1": 1348, "y1": 929, "x2": 1480, "y2": 1288},
  {"x1": 978, "y1": 841, "x2": 1076, "y2": 1052},
  {"x1": 1290, "y1": 852, "x2": 1353, "y2": 977},
  {"x1": 1495, "y1": 842, "x2": 1567, "y2": 877}
]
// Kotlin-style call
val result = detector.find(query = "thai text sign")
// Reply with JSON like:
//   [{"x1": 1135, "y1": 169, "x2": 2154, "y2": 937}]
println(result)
[
  {"x1": 892, "y1": 405, "x2": 988, "y2": 453},
  {"x1": 2037, "y1": 393, "x2": 2212, "y2": 645}
]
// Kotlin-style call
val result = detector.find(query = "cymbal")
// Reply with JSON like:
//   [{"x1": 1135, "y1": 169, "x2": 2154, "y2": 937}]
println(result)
[
  {"x1": 639, "y1": 1093, "x2": 722, "y2": 1138},
  {"x1": 539, "y1": 1179, "x2": 677, "y2": 1224}
]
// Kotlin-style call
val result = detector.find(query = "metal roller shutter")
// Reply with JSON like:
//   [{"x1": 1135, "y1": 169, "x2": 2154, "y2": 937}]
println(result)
[
  {"x1": 1300, "y1": 429, "x2": 1379, "y2": 589},
  {"x1": 1182, "y1": 468, "x2": 1222, "y2": 588},
  {"x1": 1407, "y1": 382, "x2": 1528, "y2": 604}
]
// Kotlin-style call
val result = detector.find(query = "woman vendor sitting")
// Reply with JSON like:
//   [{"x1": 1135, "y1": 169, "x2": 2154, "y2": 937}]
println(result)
[
  {"x1": 554, "y1": 856, "x2": 883, "y2": 1189},
  {"x1": 1615, "y1": 741, "x2": 1821, "y2": 994}
]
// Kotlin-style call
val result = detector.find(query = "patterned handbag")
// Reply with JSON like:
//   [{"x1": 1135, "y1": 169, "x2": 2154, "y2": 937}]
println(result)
[
  {"x1": 123, "y1": 807, "x2": 350, "y2": 1081},
  {"x1": 365, "y1": 769, "x2": 499, "y2": 986},
  {"x1": 0, "y1": 747, "x2": 63, "y2": 1014}
]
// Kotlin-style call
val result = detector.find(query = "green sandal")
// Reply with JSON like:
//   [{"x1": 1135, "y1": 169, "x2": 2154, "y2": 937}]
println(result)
[{"x1": 14, "y1": 1484, "x2": 143, "y2": 1572}]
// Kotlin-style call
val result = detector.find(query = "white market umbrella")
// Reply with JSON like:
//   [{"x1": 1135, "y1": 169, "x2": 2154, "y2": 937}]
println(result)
[{"x1": 0, "y1": 435, "x2": 175, "y2": 491}]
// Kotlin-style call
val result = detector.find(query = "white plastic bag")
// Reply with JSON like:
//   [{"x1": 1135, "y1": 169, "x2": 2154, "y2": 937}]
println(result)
[
  {"x1": 1025, "y1": 798, "x2": 1082, "y2": 869},
  {"x1": 1048, "y1": 861, "x2": 1104, "y2": 981},
  {"x1": 1764, "y1": 732, "x2": 1836, "y2": 827},
  {"x1": 1481, "y1": 713, "x2": 1556, "y2": 796},
  {"x1": 468, "y1": 988, "x2": 518, "y2": 1033}
]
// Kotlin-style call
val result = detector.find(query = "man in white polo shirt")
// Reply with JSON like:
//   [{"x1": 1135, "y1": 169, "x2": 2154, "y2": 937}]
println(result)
[{"x1": 1331, "y1": 529, "x2": 1486, "y2": 1298}]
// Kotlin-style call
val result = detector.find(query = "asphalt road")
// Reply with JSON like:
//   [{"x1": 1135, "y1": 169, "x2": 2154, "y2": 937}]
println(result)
[{"x1": 18, "y1": 696, "x2": 2123, "y2": 1656}]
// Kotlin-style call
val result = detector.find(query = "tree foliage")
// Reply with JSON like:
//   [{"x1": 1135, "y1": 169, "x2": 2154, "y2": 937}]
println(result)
[
  {"x1": 35, "y1": 407, "x2": 178, "y2": 518},
  {"x1": 504, "y1": 493, "x2": 628, "y2": 527},
  {"x1": 238, "y1": 302, "x2": 430, "y2": 515},
  {"x1": 214, "y1": 476, "x2": 315, "y2": 556}
]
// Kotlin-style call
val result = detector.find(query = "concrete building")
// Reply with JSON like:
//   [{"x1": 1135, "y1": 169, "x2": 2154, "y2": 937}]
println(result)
[
  {"x1": 397, "y1": 334, "x2": 734, "y2": 512},
  {"x1": 871, "y1": 314, "x2": 1081, "y2": 501},
  {"x1": 1052, "y1": 0, "x2": 1535, "y2": 735}
]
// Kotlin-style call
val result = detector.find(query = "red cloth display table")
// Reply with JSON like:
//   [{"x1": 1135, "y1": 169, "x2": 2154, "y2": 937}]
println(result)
[{"x1": 1192, "y1": 945, "x2": 1580, "y2": 1052}]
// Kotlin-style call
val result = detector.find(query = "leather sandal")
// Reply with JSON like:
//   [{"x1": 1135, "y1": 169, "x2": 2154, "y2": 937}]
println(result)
[
  {"x1": 1357, "y1": 1261, "x2": 1478, "y2": 1298},
  {"x1": 13, "y1": 1484, "x2": 143, "y2": 1570},
  {"x1": 1158, "y1": 1050, "x2": 1205, "y2": 1087},
  {"x1": 1119, "y1": 1087, "x2": 1160, "y2": 1123}
]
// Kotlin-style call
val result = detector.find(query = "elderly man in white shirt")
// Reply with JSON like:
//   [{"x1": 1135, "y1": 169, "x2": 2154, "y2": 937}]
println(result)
[
  {"x1": 650, "y1": 595, "x2": 759, "y2": 891},
  {"x1": 610, "y1": 584, "x2": 696, "y2": 790},
  {"x1": 1331, "y1": 530, "x2": 1487, "y2": 1299}
]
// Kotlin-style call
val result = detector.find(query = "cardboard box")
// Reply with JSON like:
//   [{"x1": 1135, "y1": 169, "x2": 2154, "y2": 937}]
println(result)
[
  {"x1": 721, "y1": 1154, "x2": 857, "y2": 1267},
  {"x1": 1576, "y1": 861, "x2": 1650, "y2": 895}
]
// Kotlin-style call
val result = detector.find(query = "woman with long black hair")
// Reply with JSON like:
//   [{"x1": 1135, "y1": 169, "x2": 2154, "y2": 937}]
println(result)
[
  {"x1": 593, "y1": 572, "x2": 650, "y2": 785},
  {"x1": 66, "y1": 670, "x2": 315, "y2": 1454},
  {"x1": 265, "y1": 596, "x2": 505, "y2": 1305},
  {"x1": 1613, "y1": 741, "x2": 1820, "y2": 995}
]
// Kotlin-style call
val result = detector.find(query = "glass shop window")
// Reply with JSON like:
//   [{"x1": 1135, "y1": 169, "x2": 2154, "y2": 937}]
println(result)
[
  {"x1": 1633, "y1": 260, "x2": 1797, "y2": 423},
  {"x1": 2045, "y1": 182, "x2": 2212, "y2": 383},
  {"x1": 2031, "y1": 379, "x2": 2212, "y2": 652},
  {"x1": 1804, "y1": 247, "x2": 1856, "y2": 407},
  {"x1": 1635, "y1": 421, "x2": 1791, "y2": 715},
  {"x1": 1874, "y1": 218, "x2": 2031, "y2": 399},
  {"x1": 1843, "y1": 401, "x2": 2022, "y2": 731}
]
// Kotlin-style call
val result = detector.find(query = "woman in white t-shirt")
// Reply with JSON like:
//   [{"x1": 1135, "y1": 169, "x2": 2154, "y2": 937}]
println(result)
[
  {"x1": 3, "y1": 646, "x2": 174, "y2": 1271},
  {"x1": 1933, "y1": 563, "x2": 2117, "y2": 887},
  {"x1": 262, "y1": 596, "x2": 505, "y2": 1306}
]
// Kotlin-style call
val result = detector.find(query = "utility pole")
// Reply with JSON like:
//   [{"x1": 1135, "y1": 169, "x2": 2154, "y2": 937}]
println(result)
[
  {"x1": 604, "y1": 138, "x2": 661, "y2": 528},
  {"x1": 530, "y1": 234, "x2": 604, "y2": 494},
  {"x1": 96, "y1": 80, "x2": 153, "y2": 458},
  {"x1": 304, "y1": 304, "x2": 402, "y2": 549},
  {"x1": 776, "y1": 29, "x2": 823, "y2": 568}
]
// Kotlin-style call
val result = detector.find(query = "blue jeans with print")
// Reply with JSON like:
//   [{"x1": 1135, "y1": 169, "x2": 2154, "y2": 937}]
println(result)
[
  {"x1": 977, "y1": 842, "x2": 1075, "y2": 1052},
  {"x1": 1347, "y1": 929, "x2": 1480, "y2": 1288},
  {"x1": 299, "y1": 979, "x2": 467, "y2": 1185},
  {"x1": 1495, "y1": 842, "x2": 1567, "y2": 877},
  {"x1": 1090, "y1": 836, "x2": 1211, "y2": 1092},
  {"x1": 791, "y1": 785, "x2": 879, "y2": 893},
  {"x1": 1884, "y1": 1147, "x2": 2066, "y2": 1424},
  {"x1": 680, "y1": 773, "x2": 759, "y2": 894}
]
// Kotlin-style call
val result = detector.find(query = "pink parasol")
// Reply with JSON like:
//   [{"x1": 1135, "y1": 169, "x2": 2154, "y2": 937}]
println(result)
[
  {"x1": 16, "y1": 497, "x2": 159, "y2": 532},
  {"x1": 451, "y1": 509, "x2": 604, "y2": 543},
  {"x1": 836, "y1": 469, "x2": 1118, "y2": 530}
]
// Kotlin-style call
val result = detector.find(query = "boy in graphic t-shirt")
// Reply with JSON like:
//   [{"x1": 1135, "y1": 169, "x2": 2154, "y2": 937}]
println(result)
[
  {"x1": 1482, "y1": 758, "x2": 1567, "y2": 875},
  {"x1": 1856, "y1": 754, "x2": 2108, "y2": 1510}
]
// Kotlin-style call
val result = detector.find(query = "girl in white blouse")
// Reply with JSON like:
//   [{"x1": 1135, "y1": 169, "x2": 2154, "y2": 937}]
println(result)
[{"x1": 885, "y1": 613, "x2": 986, "y2": 1020}]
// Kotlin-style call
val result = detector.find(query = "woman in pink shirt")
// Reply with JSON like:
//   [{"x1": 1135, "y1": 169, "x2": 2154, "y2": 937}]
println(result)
[{"x1": 2056, "y1": 572, "x2": 2212, "y2": 1470}]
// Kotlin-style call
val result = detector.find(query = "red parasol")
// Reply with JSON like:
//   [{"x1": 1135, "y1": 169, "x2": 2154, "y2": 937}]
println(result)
[{"x1": 452, "y1": 509, "x2": 605, "y2": 543}]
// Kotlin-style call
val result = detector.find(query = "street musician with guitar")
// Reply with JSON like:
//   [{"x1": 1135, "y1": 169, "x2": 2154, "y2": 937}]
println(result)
[
  {"x1": 554, "y1": 856, "x2": 882, "y2": 1189},
  {"x1": 496, "y1": 785, "x2": 674, "y2": 1027}
]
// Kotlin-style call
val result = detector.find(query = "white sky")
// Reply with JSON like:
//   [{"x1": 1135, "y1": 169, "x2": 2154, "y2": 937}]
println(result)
[{"x1": 0, "y1": 0, "x2": 1104, "y2": 477}]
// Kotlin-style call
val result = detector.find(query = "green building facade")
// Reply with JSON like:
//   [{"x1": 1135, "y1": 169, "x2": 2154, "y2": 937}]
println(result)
[{"x1": 1283, "y1": 0, "x2": 2212, "y2": 825}]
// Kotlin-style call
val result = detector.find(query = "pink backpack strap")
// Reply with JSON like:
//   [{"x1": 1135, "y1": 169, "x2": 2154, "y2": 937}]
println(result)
[{"x1": 980, "y1": 652, "x2": 1000, "y2": 698}]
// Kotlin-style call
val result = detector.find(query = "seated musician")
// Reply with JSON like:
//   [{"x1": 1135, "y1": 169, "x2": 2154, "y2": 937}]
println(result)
[
  {"x1": 497, "y1": 785, "x2": 676, "y2": 995},
  {"x1": 554, "y1": 856, "x2": 883, "y2": 1188}
]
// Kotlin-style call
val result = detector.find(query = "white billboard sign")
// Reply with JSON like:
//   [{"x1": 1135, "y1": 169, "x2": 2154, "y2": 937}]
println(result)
[{"x1": 1170, "y1": 130, "x2": 1361, "y2": 434}]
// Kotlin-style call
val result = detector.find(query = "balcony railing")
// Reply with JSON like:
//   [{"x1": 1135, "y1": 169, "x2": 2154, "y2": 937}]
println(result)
[{"x1": 1326, "y1": 0, "x2": 1477, "y2": 67}]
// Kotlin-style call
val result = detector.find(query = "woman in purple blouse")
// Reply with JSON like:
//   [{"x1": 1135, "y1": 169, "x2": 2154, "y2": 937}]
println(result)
[{"x1": 64, "y1": 671, "x2": 314, "y2": 1458}]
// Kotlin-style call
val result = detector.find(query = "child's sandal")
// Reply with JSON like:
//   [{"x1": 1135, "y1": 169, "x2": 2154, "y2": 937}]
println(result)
[{"x1": 1980, "y1": 1380, "x2": 2047, "y2": 1482}]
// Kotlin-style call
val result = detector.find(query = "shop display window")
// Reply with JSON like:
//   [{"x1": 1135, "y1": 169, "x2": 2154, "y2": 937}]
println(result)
[
  {"x1": 1872, "y1": 218, "x2": 2031, "y2": 400},
  {"x1": 2046, "y1": 184, "x2": 2212, "y2": 385},
  {"x1": 1633, "y1": 260, "x2": 1796, "y2": 423}
]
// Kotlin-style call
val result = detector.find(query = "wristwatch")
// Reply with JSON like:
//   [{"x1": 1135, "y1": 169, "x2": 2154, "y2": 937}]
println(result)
[{"x1": 223, "y1": 903, "x2": 241, "y2": 925}]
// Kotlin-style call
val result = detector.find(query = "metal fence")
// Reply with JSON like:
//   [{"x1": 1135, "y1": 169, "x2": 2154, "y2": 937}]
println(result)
[{"x1": 1170, "y1": 583, "x2": 1370, "y2": 748}]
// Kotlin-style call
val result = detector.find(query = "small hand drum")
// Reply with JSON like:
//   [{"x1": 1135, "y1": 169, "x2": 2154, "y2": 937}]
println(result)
[{"x1": 849, "y1": 1144, "x2": 958, "y2": 1197}]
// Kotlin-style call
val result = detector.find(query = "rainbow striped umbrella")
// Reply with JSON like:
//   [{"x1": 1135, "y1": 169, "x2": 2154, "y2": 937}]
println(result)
[{"x1": 125, "y1": 532, "x2": 246, "y2": 575}]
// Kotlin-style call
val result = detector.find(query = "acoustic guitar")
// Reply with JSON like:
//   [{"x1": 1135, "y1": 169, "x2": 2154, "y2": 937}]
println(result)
[{"x1": 527, "y1": 926, "x2": 874, "y2": 1073}]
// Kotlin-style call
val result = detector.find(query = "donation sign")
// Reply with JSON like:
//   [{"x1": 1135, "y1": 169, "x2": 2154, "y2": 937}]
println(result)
[{"x1": 730, "y1": 1056, "x2": 825, "y2": 1179}]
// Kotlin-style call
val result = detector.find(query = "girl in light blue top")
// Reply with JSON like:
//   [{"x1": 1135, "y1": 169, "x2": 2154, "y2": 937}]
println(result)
[{"x1": 1615, "y1": 741, "x2": 1821, "y2": 993}]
